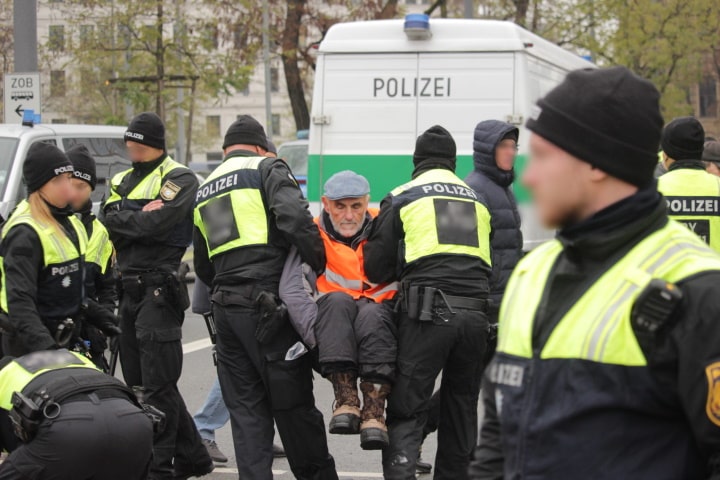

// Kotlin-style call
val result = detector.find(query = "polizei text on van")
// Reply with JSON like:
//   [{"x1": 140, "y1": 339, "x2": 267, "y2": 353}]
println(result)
[{"x1": 373, "y1": 77, "x2": 452, "y2": 98}]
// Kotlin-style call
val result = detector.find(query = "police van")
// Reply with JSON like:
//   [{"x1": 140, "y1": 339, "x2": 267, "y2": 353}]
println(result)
[
  {"x1": 308, "y1": 15, "x2": 594, "y2": 248},
  {"x1": 0, "y1": 122, "x2": 128, "y2": 218}
]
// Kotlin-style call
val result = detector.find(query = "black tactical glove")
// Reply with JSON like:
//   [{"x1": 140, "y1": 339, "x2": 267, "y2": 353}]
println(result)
[
  {"x1": 83, "y1": 299, "x2": 122, "y2": 337},
  {"x1": 255, "y1": 291, "x2": 288, "y2": 344}
]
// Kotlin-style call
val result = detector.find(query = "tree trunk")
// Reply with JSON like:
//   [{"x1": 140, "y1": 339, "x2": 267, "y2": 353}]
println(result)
[
  {"x1": 281, "y1": 0, "x2": 310, "y2": 131},
  {"x1": 513, "y1": 0, "x2": 529, "y2": 27},
  {"x1": 377, "y1": 0, "x2": 398, "y2": 19}
]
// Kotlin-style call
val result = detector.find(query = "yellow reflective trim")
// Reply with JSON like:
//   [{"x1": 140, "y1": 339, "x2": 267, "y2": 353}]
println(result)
[{"x1": 499, "y1": 221, "x2": 720, "y2": 365}]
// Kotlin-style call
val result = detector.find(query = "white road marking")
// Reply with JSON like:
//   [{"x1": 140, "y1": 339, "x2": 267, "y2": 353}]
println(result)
[
  {"x1": 182, "y1": 338, "x2": 212, "y2": 354},
  {"x1": 212, "y1": 467, "x2": 384, "y2": 477}
]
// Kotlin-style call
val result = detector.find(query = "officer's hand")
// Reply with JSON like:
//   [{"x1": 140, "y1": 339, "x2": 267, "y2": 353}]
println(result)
[
  {"x1": 101, "y1": 323, "x2": 122, "y2": 337},
  {"x1": 142, "y1": 200, "x2": 164, "y2": 212}
]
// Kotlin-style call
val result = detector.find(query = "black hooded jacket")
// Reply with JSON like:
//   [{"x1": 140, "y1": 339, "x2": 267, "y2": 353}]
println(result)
[{"x1": 464, "y1": 121, "x2": 522, "y2": 315}]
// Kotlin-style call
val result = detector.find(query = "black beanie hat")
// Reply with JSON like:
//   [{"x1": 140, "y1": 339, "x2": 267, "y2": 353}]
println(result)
[
  {"x1": 125, "y1": 112, "x2": 166, "y2": 150},
  {"x1": 413, "y1": 125, "x2": 457, "y2": 168},
  {"x1": 703, "y1": 141, "x2": 720, "y2": 163},
  {"x1": 66, "y1": 144, "x2": 97, "y2": 190},
  {"x1": 661, "y1": 116, "x2": 705, "y2": 161},
  {"x1": 23, "y1": 143, "x2": 74, "y2": 194},
  {"x1": 223, "y1": 115, "x2": 269, "y2": 151},
  {"x1": 526, "y1": 66, "x2": 664, "y2": 188}
]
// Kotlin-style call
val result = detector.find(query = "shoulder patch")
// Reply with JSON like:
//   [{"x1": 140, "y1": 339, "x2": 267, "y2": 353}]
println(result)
[
  {"x1": 160, "y1": 180, "x2": 182, "y2": 201},
  {"x1": 705, "y1": 362, "x2": 720, "y2": 427}
]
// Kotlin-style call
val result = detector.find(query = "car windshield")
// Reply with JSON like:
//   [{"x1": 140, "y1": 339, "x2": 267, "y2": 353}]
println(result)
[
  {"x1": 278, "y1": 144, "x2": 308, "y2": 175},
  {"x1": 0, "y1": 137, "x2": 19, "y2": 199}
]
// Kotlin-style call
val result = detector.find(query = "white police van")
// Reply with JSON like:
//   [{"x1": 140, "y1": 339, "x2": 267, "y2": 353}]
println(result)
[
  {"x1": 308, "y1": 14, "x2": 594, "y2": 249},
  {"x1": 0, "y1": 122, "x2": 128, "y2": 219}
]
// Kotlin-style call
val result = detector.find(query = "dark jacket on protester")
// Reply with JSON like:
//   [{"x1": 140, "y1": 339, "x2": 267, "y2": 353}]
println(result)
[{"x1": 464, "y1": 121, "x2": 522, "y2": 316}]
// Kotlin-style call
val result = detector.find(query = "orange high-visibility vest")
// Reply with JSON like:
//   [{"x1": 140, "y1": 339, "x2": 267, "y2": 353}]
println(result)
[{"x1": 315, "y1": 209, "x2": 398, "y2": 302}]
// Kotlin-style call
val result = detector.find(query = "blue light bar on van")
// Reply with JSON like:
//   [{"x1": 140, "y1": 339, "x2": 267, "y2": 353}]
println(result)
[
  {"x1": 22, "y1": 109, "x2": 35, "y2": 127},
  {"x1": 404, "y1": 14, "x2": 431, "y2": 41}
]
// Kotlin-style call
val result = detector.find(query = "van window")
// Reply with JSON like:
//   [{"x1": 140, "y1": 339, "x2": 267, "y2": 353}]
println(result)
[
  {"x1": 0, "y1": 137, "x2": 19, "y2": 199},
  {"x1": 63, "y1": 137, "x2": 130, "y2": 203},
  {"x1": 278, "y1": 144, "x2": 309, "y2": 175}
]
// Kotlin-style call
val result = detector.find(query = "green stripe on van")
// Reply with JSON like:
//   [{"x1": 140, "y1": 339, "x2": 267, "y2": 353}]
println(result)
[{"x1": 307, "y1": 154, "x2": 531, "y2": 204}]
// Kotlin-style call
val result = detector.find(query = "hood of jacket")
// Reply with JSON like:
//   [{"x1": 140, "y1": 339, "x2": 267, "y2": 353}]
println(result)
[{"x1": 472, "y1": 120, "x2": 519, "y2": 188}]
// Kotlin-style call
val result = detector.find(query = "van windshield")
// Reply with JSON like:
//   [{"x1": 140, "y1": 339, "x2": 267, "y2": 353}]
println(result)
[
  {"x1": 278, "y1": 144, "x2": 309, "y2": 175},
  {"x1": 0, "y1": 137, "x2": 19, "y2": 198}
]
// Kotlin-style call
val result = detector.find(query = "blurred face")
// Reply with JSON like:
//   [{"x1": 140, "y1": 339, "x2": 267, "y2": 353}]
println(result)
[
  {"x1": 40, "y1": 173, "x2": 74, "y2": 208},
  {"x1": 321, "y1": 195, "x2": 369, "y2": 238},
  {"x1": 496, "y1": 138, "x2": 518, "y2": 171},
  {"x1": 523, "y1": 134, "x2": 596, "y2": 229},
  {"x1": 70, "y1": 178, "x2": 92, "y2": 211},
  {"x1": 707, "y1": 162, "x2": 720, "y2": 177},
  {"x1": 126, "y1": 140, "x2": 164, "y2": 163}
]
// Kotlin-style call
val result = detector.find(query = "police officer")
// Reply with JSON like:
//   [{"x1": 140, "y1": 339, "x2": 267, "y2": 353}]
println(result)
[
  {"x1": 67, "y1": 145, "x2": 117, "y2": 370},
  {"x1": 657, "y1": 116, "x2": 720, "y2": 251},
  {"x1": 193, "y1": 115, "x2": 337, "y2": 480},
  {"x1": 0, "y1": 144, "x2": 119, "y2": 357},
  {"x1": 471, "y1": 67, "x2": 720, "y2": 479},
  {"x1": 364, "y1": 125, "x2": 492, "y2": 480},
  {"x1": 102, "y1": 112, "x2": 212, "y2": 479},
  {"x1": 0, "y1": 349, "x2": 153, "y2": 479}
]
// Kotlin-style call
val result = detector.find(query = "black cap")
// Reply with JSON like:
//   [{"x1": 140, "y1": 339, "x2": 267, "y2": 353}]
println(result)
[
  {"x1": 266, "y1": 139, "x2": 277, "y2": 155},
  {"x1": 125, "y1": 112, "x2": 166, "y2": 150},
  {"x1": 413, "y1": 125, "x2": 457, "y2": 169},
  {"x1": 703, "y1": 141, "x2": 720, "y2": 163},
  {"x1": 66, "y1": 144, "x2": 97, "y2": 190},
  {"x1": 661, "y1": 116, "x2": 705, "y2": 161},
  {"x1": 223, "y1": 115, "x2": 268, "y2": 151},
  {"x1": 23, "y1": 143, "x2": 74, "y2": 194},
  {"x1": 526, "y1": 66, "x2": 664, "y2": 188}
]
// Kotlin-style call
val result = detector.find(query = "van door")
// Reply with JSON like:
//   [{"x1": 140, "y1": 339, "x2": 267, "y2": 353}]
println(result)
[
  {"x1": 310, "y1": 53, "x2": 419, "y2": 203},
  {"x1": 416, "y1": 52, "x2": 515, "y2": 178}
]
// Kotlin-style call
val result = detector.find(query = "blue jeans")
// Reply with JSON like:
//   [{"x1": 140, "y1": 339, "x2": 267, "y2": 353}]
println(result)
[{"x1": 193, "y1": 377, "x2": 230, "y2": 441}]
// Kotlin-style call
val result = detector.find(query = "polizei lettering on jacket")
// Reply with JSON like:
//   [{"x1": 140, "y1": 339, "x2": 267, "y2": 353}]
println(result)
[
  {"x1": 373, "y1": 77, "x2": 452, "y2": 98},
  {"x1": 51, "y1": 262, "x2": 80, "y2": 276},
  {"x1": 488, "y1": 362, "x2": 524, "y2": 388},
  {"x1": 421, "y1": 183, "x2": 477, "y2": 199},
  {"x1": 197, "y1": 173, "x2": 240, "y2": 202},
  {"x1": 665, "y1": 196, "x2": 720, "y2": 215}
]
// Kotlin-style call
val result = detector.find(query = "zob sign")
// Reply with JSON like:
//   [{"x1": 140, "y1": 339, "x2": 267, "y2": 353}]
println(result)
[{"x1": 4, "y1": 73, "x2": 41, "y2": 123}]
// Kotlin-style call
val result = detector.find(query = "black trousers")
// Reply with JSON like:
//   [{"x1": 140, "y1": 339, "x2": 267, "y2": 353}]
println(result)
[
  {"x1": 0, "y1": 396, "x2": 153, "y2": 480},
  {"x1": 119, "y1": 281, "x2": 211, "y2": 479},
  {"x1": 315, "y1": 292, "x2": 397, "y2": 382},
  {"x1": 382, "y1": 309, "x2": 488, "y2": 480},
  {"x1": 213, "y1": 289, "x2": 338, "y2": 480}
]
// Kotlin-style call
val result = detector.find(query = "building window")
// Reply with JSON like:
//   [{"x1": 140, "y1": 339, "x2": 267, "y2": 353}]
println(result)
[
  {"x1": 79, "y1": 25, "x2": 95, "y2": 48},
  {"x1": 233, "y1": 24, "x2": 246, "y2": 50},
  {"x1": 48, "y1": 25, "x2": 65, "y2": 52},
  {"x1": 242, "y1": 84, "x2": 250, "y2": 96},
  {"x1": 271, "y1": 114, "x2": 281, "y2": 137},
  {"x1": 206, "y1": 115, "x2": 221, "y2": 138},
  {"x1": 270, "y1": 67, "x2": 280, "y2": 93},
  {"x1": 51, "y1": 70, "x2": 66, "y2": 97},
  {"x1": 203, "y1": 25, "x2": 219, "y2": 50},
  {"x1": 51, "y1": 118, "x2": 67, "y2": 124},
  {"x1": 699, "y1": 76, "x2": 718, "y2": 118}
]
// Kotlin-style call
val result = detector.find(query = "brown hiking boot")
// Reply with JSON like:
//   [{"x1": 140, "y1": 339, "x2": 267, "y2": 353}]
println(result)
[
  {"x1": 328, "y1": 372, "x2": 361, "y2": 434},
  {"x1": 359, "y1": 381, "x2": 391, "y2": 450}
]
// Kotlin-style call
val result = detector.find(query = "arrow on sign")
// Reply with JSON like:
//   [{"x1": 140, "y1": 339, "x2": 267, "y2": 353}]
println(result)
[{"x1": 14, "y1": 105, "x2": 24, "y2": 117}]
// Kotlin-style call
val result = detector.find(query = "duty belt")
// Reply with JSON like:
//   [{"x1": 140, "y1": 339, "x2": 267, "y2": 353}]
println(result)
[{"x1": 401, "y1": 285, "x2": 488, "y2": 323}]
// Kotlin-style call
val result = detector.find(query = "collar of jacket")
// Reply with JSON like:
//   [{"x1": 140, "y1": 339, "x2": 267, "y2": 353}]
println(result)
[
  {"x1": 319, "y1": 210, "x2": 372, "y2": 249},
  {"x1": 476, "y1": 162, "x2": 515, "y2": 188},
  {"x1": 131, "y1": 152, "x2": 166, "y2": 175},
  {"x1": 556, "y1": 186, "x2": 667, "y2": 262},
  {"x1": 411, "y1": 161, "x2": 455, "y2": 179},
  {"x1": 224, "y1": 149, "x2": 263, "y2": 161},
  {"x1": 75, "y1": 199, "x2": 94, "y2": 227},
  {"x1": 668, "y1": 159, "x2": 706, "y2": 172}
]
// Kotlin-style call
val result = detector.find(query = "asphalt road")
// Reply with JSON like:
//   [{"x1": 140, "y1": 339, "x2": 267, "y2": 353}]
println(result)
[{"x1": 150, "y1": 281, "x2": 481, "y2": 479}]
